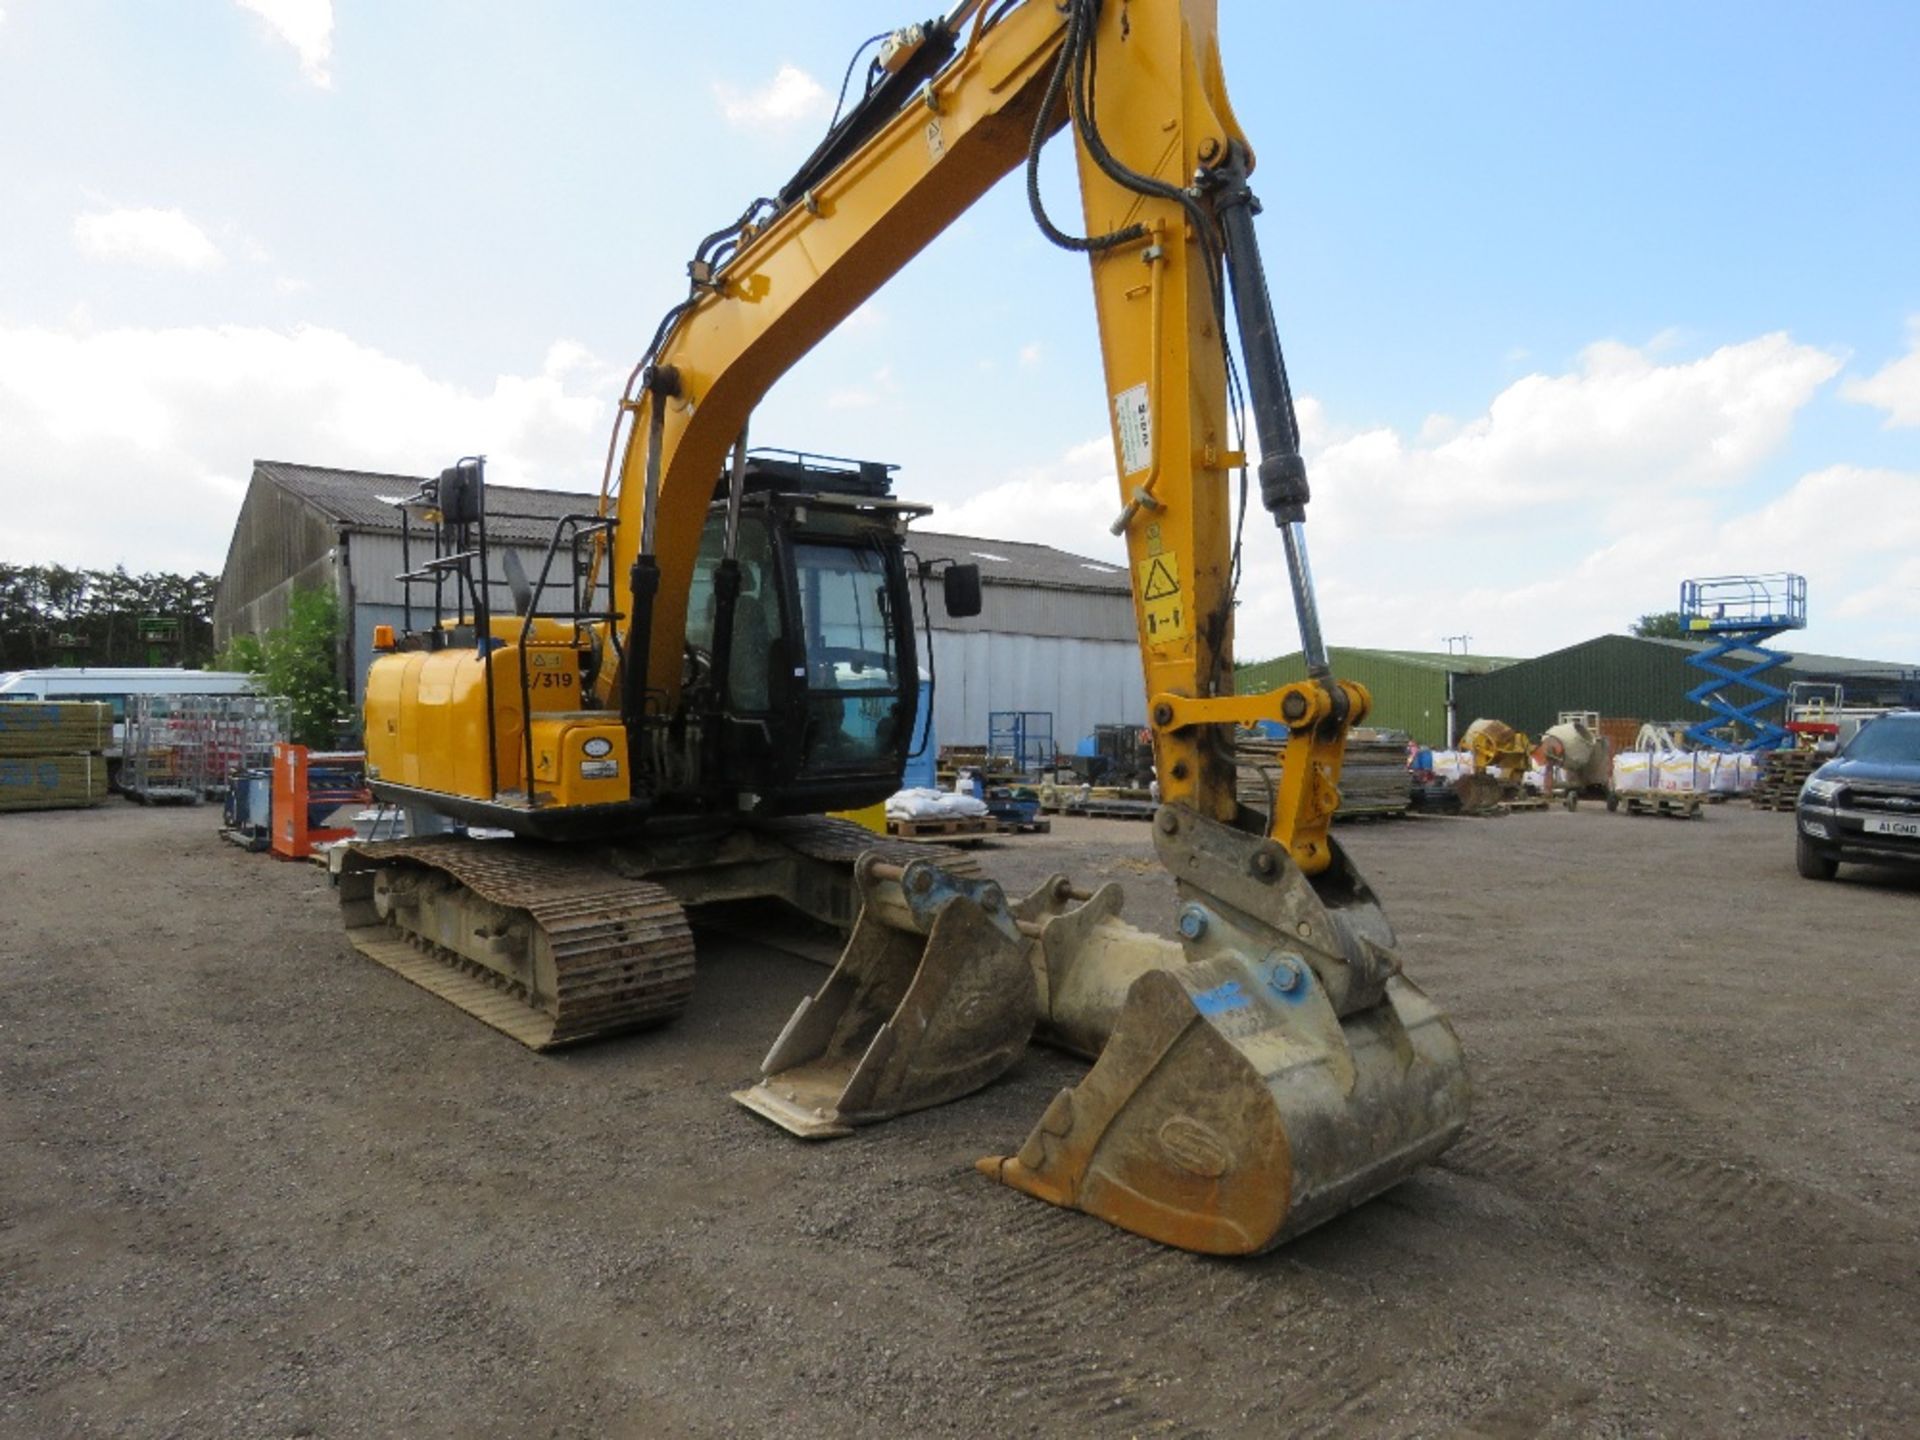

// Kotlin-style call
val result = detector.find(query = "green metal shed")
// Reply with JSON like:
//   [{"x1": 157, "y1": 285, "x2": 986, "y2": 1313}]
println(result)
[
  {"x1": 1236, "y1": 647, "x2": 1515, "y2": 747},
  {"x1": 1451, "y1": 634, "x2": 1917, "y2": 738}
]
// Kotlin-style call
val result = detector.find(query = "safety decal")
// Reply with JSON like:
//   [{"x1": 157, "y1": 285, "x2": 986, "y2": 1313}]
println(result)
[
  {"x1": 1137, "y1": 550, "x2": 1188, "y2": 644},
  {"x1": 1115, "y1": 382, "x2": 1151, "y2": 475}
]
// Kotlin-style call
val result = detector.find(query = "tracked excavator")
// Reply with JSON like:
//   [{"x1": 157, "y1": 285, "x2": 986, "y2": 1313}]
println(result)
[{"x1": 341, "y1": 0, "x2": 1470, "y2": 1255}]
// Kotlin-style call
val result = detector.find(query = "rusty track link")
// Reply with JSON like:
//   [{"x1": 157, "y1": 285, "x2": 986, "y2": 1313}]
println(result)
[{"x1": 340, "y1": 838, "x2": 696, "y2": 1050}]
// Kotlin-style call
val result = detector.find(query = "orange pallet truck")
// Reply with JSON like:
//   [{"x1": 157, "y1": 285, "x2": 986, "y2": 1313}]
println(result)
[{"x1": 271, "y1": 744, "x2": 371, "y2": 860}]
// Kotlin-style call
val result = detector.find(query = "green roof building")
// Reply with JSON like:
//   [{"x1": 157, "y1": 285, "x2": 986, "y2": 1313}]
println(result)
[
  {"x1": 1236, "y1": 647, "x2": 1516, "y2": 747},
  {"x1": 1452, "y1": 634, "x2": 1917, "y2": 738}
]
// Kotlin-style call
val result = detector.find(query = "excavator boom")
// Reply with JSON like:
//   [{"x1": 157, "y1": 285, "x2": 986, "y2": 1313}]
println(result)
[{"x1": 705, "y1": 0, "x2": 1470, "y2": 1251}]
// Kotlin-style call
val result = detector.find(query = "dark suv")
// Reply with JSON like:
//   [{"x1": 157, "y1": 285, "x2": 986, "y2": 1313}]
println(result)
[{"x1": 1795, "y1": 711, "x2": 1920, "y2": 879}]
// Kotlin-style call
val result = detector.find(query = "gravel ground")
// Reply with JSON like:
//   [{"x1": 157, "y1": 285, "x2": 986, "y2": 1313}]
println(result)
[{"x1": 3, "y1": 799, "x2": 1916, "y2": 1438}]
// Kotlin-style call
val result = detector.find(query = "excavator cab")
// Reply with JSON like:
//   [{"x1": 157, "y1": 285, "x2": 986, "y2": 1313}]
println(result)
[{"x1": 677, "y1": 451, "x2": 936, "y2": 816}]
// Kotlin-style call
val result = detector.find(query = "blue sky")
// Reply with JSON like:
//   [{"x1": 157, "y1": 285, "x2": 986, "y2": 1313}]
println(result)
[{"x1": 2, "y1": 1, "x2": 1916, "y2": 662}]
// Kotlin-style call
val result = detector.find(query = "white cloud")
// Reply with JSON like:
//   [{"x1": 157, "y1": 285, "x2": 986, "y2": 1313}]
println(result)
[
  {"x1": 925, "y1": 330, "x2": 1916, "y2": 662},
  {"x1": 1018, "y1": 342, "x2": 1043, "y2": 369},
  {"x1": 1223, "y1": 332, "x2": 1906, "y2": 661},
  {"x1": 1842, "y1": 318, "x2": 1920, "y2": 428},
  {"x1": 0, "y1": 322, "x2": 619, "y2": 571},
  {"x1": 73, "y1": 207, "x2": 226, "y2": 270},
  {"x1": 713, "y1": 63, "x2": 828, "y2": 130},
  {"x1": 1302, "y1": 333, "x2": 1841, "y2": 546},
  {"x1": 234, "y1": 0, "x2": 333, "y2": 88},
  {"x1": 931, "y1": 438, "x2": 1125, "y2": 561}
]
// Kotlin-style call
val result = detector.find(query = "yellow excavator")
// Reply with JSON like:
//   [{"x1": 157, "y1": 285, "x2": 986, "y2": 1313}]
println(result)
[{"x1": 340, "y1": 0, "x2": 1469, "y2": 1256}]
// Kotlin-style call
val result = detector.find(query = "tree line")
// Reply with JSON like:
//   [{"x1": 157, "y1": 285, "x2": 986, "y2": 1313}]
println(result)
[{"x1": 0, "y1": 563, "x2": 219, "y2": 671}]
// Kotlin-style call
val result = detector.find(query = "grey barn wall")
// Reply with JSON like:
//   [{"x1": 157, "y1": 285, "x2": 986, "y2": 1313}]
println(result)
[
  {"x1": 926, "y1": 584, "x2": 1135, "y2": 644},
  {"x1": 913, "y1": 573, "x2": 1144, "y2": 748},
  {"x1": 211, "y1": 476, "x2": 342, "y2": 644},
  {"x1": 926, "y1": 630, "x2": 1146, "y2": 752}
]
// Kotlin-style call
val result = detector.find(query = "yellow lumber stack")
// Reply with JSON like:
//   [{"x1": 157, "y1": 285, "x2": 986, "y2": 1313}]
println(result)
[{"x1": 0, "y1": 702, "x2": 112, "y2": 812}]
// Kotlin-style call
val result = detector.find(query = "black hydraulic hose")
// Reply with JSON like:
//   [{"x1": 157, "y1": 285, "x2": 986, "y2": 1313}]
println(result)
[
  {"x1": 1026, "y1": 0, "x2": 1143, "y2": 252},
  {"x1": 829, "y1": 32, "x2": 891, "y2": 129}
]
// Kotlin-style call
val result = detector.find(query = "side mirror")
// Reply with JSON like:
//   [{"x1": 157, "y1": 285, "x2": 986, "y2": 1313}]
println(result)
[
  {"x1": 942, "y1": 563, "x2": 982, "y2": 618},
  {"x1": 437, "y1": 458, "x2": 486, "y2": 526}
]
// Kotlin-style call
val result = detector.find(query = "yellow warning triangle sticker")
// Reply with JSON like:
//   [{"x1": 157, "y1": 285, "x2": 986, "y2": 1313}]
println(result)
[{"x1": 1142, "y1": 556, "x2": 1180, "y2": 601}]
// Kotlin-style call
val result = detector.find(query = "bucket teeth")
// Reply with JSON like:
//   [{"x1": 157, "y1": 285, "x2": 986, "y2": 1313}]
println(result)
[
  {"x1": 734, "y1": 857, "x2": 1052, "y2": 1137},
  {"x1": 979, "y1": 804, "x2": 1471, "y2": 1254},
  {"x1": 980, "y1": 959, "x2": 1468, "y2": 1254}
]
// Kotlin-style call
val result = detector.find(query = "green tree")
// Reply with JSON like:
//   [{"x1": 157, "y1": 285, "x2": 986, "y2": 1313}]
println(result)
[
  {"x1": 265, "y1": 587, "x2": 349, "y2": 747},
  {"x1": 212, "y1": 630, "x2": 267, "y2": 674},
  {"x1": 1631, "y1": 610, "x2": 1688, "y2": 640},
  {"x1": 0, "y1": 561, "x2": 218, "y2": 668},
  {"x1": 219, "y1": 587, "x2": 347, "y2": 746}
]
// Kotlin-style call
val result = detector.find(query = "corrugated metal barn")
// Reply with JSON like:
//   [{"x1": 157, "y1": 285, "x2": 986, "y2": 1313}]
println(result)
[
  {"x1": 902, "y1": 531, "x2": 1144, "y2": 750},
  {"x1": 213, "y1": 460, "x2": 1147, "y2": 750},
  {"x1": 1236, "y1": 648, "x2": 1517, "y2": 747},
  {"x1": 212, "y1": 462, "x2": 589, "y2": 707},
  {"x1": 1452, "y1": 633, "x2": 1918, "y2": 737}
]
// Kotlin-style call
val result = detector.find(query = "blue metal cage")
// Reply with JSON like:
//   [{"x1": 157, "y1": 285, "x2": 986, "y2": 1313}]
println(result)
[{"x1": 1678, "y1": 573, "x2": 1807, "y2": 634}]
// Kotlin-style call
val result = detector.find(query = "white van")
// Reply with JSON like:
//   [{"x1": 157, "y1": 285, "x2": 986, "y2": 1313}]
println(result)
[{"x1": 0, "y1": 668, "x2": 258, "y2": 758}]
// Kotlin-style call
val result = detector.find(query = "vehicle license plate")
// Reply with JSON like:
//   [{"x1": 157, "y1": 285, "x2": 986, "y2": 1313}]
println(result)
[{"x1": 1864, "y1": 816, "x2": 1920, "y2": 838}]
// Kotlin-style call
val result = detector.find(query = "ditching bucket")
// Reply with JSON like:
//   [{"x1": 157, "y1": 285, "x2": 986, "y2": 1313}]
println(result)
[
  {"x1": 978, "y1": 804, "x2": 1471, "y2": 1254},
  {"x1": 734, "y1": 854, "x2": 1057, "y2": 1137}
]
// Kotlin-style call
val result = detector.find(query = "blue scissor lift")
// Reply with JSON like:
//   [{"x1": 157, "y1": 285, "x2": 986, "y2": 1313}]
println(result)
[{"x1": 1678, "y1": 573, "x2": 1807, "y2": 751}]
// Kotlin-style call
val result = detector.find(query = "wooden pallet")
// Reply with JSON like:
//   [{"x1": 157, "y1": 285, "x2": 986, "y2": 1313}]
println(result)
[
  {"x1": 1614, "y1": 788, "x2": 1705, "y2": 819},
  {"x1": 886, "y1": 815, "x2": 993, "y2": 841},
  {"x1": 1748, "y1": 749, "x2": 1820, "y2": 811}
]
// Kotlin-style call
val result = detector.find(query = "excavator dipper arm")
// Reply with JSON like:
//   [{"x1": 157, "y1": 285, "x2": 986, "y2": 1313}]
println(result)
[{"x1": 614, "y1": 0, "x2": 1471, "y2": 1253}]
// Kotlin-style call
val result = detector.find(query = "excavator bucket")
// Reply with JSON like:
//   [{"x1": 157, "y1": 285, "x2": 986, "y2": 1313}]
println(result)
[
  {"x1": 733, "y1": 855, "x2": 1075, "y2": 1137},
  {"x1": 1453, "y1": 771, "x2": 1508, "y2": 814},
  {"x1": 979, "y1": 805, "x2": 1471, "y2": 1255}
]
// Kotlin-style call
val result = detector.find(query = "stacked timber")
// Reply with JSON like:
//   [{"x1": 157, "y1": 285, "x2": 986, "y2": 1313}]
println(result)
[
  {"x1": 0, "y1": 702, "x2": 111, "y2": 812},
  {"x1": 1750, "y1": 748, "x2": 1820, "y2": 812},
  {"x1": 1237, "y1": 727, "x2": 1411, "y2": 820}
]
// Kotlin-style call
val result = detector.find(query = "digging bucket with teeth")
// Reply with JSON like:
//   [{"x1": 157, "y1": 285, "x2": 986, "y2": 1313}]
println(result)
[
  {"x1": 733, "y1": 854, "x2": 1087, "y2": 1137},
  {"x1": 979, "y1": 803, "x2": 1471, "y2": 1255}
]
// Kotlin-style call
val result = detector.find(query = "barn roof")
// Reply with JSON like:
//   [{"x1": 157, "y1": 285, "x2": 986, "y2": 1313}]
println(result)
[{"x1": 252, "y1": 459, "x2": 1132, "y2": 594}]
